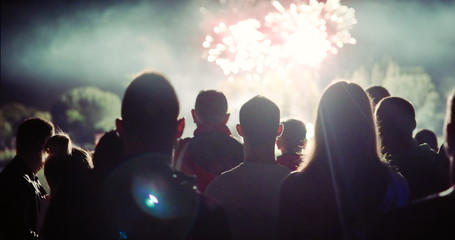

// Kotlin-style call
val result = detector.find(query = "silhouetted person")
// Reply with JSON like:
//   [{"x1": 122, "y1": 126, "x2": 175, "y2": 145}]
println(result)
[
  {"x1": 414, "y1": 129, "x2": 439, "y2": 152},
  {"x1": 276, "y1": 119, "x2": 307, "y2": 171},
  {"x1": 279, "y1": 81, "x2": 409, "y2": 240},
  {"x1": 365, "y1": 85, "x2": 390, "y2": 108},
  {"x1": 376, "y1": 97, "x2": 449, "y2": 200},
  {"x1": 206, "y1": 96, "x2": 290, "y2": 240},
  {"x1": 100, "y1": 72, "x2": 229, "y2": 240},
  {"x1": 40, "y1": 143, "x2": 94, "y2": 240},
  {"x1": 369, "y1": 89, "x2": 455, "y2": 240},
  {"x1": 0, "y1": 118, "x2": 54, "y2": 240},
  {"x1": 173, "y1": 90, "x2": 243, "y2": 192},
  {"x1": 91, "y1": 130, "x2": 124, "y2": 185}
]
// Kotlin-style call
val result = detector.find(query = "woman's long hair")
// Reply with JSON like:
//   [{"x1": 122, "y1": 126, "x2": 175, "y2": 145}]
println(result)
[{"x1": 300, "y1": 81, "x2": 389, "y2": 237}]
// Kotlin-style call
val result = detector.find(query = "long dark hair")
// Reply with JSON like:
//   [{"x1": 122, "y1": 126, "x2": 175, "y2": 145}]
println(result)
[{"x1": 301, "y1": 81, "x2": 389, "y2": 236}]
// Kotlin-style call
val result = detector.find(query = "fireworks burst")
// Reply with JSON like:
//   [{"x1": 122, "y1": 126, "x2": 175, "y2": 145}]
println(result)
[{"x1": 202, "y1": 0, "x2": 357, "y2": 76}]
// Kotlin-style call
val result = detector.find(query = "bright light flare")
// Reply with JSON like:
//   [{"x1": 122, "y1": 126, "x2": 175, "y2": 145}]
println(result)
[
  {"x1": 203, "y1": 19, "x2": 271, "y2": 76},
  {"x1": 203, "y1": 0, "x2": 357, "y2": 76},
  {"x1": 145, "y1": 193, "x2": 159, "y2": 208}
]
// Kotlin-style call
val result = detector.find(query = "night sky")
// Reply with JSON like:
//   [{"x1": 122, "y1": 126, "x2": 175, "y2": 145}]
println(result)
[{"x1": 2, "y1": 0, "x2": 455, "y2": 112}]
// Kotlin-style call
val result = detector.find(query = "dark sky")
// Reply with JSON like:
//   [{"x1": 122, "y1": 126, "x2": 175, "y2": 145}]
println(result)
[{"x1": 2, "y1": 0, "x2": 454, "y2": 110}]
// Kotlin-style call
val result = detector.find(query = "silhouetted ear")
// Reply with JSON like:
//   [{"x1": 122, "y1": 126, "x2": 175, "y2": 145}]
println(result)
[
  {"x1": 222, "y1": 113, "x2": 230, "y2": 125},
  {"x1": 446, "y1": 123, "x2": 454, "y2": 156},
  {"x1": 411, "y1": 119, "x2": 417, "y2": 132},
  {"x1": 276, "y1": 137, "x2": 283, "y2": 149},
  {"x1": 176, "y1": 118, "x2": 185, "y2": 139},
  {"x1": 277, "y1": 123, "x2": 284, "y2": 137},
  {"x1": 191, "y1": 109, "x2": 199, "y2": 124},
  {"x1": 115, "y1": 118, "x2": 124, "y2": 138},
  {"x1": 236, "y1": 124, "x2": 243, "y2": 137}
]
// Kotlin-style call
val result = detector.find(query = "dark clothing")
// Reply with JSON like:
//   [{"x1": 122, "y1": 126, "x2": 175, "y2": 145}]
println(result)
[
  {"x1": 173, "y1": 123, "x2": 243, "y2": 192},
  {"x1": 0, "y1": 157, "x2": 46, "y2": 240},
  {"x1": 368, "y1": 186, "x2": 455, "y2": 240},
  {"x1": 389, "y1": 143, "x2": 449, "y2": 200},
  {"x1": 279, "y1": 168, "x2": 409, "y2": 240},
  {"x1": 277, "y1": 153, "x2": 302, "y2": 171},
  {"x1": 40, "y1": 174, "x2": 100, "y2": 240},
  {"x1": 100, "y1": 153, "x2": 230, "y2": 240}
]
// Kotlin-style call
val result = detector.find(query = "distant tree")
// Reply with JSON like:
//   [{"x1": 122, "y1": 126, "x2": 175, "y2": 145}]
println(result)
[
  {"x1": 348, "y1": 57, "x2": 445, "y2": 135},
  {"x1": 0, "y1": 102, "x2": 52, "y2": 149},
  {"x1": 51, "y1": 86, "x2": 121, "y2": 146}
]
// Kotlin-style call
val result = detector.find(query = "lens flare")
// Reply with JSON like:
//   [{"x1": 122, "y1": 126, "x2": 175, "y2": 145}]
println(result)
[
  {"x1": 145, "y1": 194, "x2": 159, "y2": 208},
  {"x1": 202, "y1": 0, "x2": 357, "y2": 76}
]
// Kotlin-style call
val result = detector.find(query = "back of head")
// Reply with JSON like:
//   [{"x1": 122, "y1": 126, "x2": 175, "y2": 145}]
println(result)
[
  {"x1": 195, "y1": 90, "x2": 228, "y2": 123},
  {"x1": 366, "y1": 86, "x2": 391, "y2": 107},
  {"x1": 445, "y1": 89, "x2": 455, "y2": 158},
  {"x1": 280, "y1": 119, "x2": 307, "y2": 153},
  {"x1": 45, "y1": 133, "x2": 72, "y2": 156},
  {"x1": 239, "y1": 96, "x2": 280, "y2": 144},
  {"x1": 312, "y1": 81, "x2": 378, "y2": 163},
  {"x1": 92, "y1": 130, "x2": 124, "y2": 180},
  {"x1": 415, "y1": 129, "x2": 438, "y2": 152},
  {"x1": 16, "y1": 117, "x2": 54, "y2": 155},
  {"x1": 121, "y1": 72, "x2": 179, "y2": 152},
  {"x1": 310, "y1": 81, "x2": 388, "y2": 228},
  {"x1": 375, "y1": 97, "x2": 416, "y2": 141},
  {"x1": 44, "y1": 147, "x2": 92, "y2": 192}
]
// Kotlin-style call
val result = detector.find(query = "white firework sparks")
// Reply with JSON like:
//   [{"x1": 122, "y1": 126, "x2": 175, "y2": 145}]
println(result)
[{"x1": 203, "y1": 0, "x2": 357, "y2": 76}]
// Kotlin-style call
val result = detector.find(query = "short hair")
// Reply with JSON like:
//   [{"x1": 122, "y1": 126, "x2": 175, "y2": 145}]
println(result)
[
  {"x1": 280, "y1": 119, "x2": 307, "y2": 152},
  {"x1": 16, "y1": 118, "x2": 54, "y2": 155},
  {"x1": 239, "y1": 96, "x2": 280, "y2": 144},
  {"x1": 44, "y1": 147, "x2": 92, "y2": 192},
  {"x1": 375, "y1": 97, "x2": 416, "y2": 139},
  {"x1": 445, "y1": 89, "x2": 455, "y2": 156},
  {"x1": 92, "y1": 130, "x2": 124, "y2": 178},
  {"x1": 415, "y1": 129, "x2": 438, "y2": 152},
  {"x1": 121, "y1": 72, "x2": 179, "y2": 148},
  {"x1": 366, "y1": 86, "x2": 391, "y2": 106},
  {"x1": 447, "y1": 89, "x2": 455, "y2": 126},
  {"x1": 45, "y1": 133, "x2": 72, "y2": 156},
  {"x1": 195, "y1": 90, "x2": 228, "y2": 123}
]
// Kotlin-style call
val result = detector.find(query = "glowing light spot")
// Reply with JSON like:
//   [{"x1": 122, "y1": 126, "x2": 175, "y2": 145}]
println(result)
[
  {"x1": 145, "y1": 194, "x2": 159, "y2": 208},
  {"x1": 118, "y1": 231, "x2": 128, "y2": 239},
  {"x1": 203, "y1": 0, "x2": 356, "y2": 77}
]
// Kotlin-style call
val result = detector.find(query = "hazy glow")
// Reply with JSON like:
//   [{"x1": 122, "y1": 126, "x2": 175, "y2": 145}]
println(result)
[
  {"x1": 145, "y1": 194, "x2": 159, "y2": 208},
  {"x1": 203, "y1": 0, "x2": 357, "y2": 76}
]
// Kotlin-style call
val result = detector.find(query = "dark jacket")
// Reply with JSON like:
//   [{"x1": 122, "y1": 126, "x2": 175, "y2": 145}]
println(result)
[
  {"x1": 173, "y1": 124, "x2": 243, "y2": 192},
  {"x1": 0, "y1": 157, "x2": 46, "y2": 240}
]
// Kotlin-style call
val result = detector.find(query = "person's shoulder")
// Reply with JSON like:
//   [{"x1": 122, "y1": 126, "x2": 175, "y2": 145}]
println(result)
[
  {"x1": 370, "y1": 189, "x2": 455, "y2": 239},
  {"x1": 191, "y1": 131, "x2": 242, "y2": 146},
  {"x1": 275, "y1": 162, "x2": 292, "y2": 173},
  {"x1": 213, "y1": 163, "x2": 243, "y2": 179},
  {"x1": 282, "y1": 171, "x2": 304, "y2": 186},
  {"x1": 205, "y1": 164, "x2": 243, "y2": 193}
]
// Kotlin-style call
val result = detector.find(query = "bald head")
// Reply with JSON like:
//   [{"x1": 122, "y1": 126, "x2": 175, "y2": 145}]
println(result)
[{"x1": 120, "y1": 72, "x2": 179, "y2": 153}]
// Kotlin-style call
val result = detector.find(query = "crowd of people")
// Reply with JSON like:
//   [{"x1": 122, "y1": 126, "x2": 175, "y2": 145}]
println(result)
[{"x1": 0, "y1": 71, "x2": 453, "y2": 240}]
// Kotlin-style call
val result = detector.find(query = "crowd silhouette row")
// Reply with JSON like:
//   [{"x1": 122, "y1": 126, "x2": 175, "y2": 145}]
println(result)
[{"x1": 0, "y1": 72, "x2": 454, "y2": 240}]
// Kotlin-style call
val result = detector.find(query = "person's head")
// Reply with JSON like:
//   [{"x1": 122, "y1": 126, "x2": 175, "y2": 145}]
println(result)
[
  {"x1": 308, "y1": 81, "x2": 389, "y2": 222},
  {"x1": 444, "y1": 89, "x2": 455, "y2": 164},
  {"x1": 415, "y1": 129, "x2": 439, "y2": 152},
  {"x1": 116, "y1": 72, "x2": 183, "y2": 155},
  {"x1": 44, "y1": 146, "x2": 92, "y2": 193},
  {"x1": 277, "y1": 119, "x2": 307, "y2": 154},
  {"x1": 45, "y1": 133, "x2": 72, "y2": 156},
  {"x1": 192, "y1": 90, "x2": 229, "y2": 125},
  {"x1": 16, "y1": 117, "x2": 55, "y2": 173},
  {"x1": 237, "y1": 96, "x2": 281, "y2": 146},
  {"x1": 308, "y1": 81, "x2": 380, "y2": 169},
  {"x1": 366, "y1": 86, "x2": 391, "y2": 107},
  {"x1": 375, "y1": 97, "x2": 416, "y2": 153},
  {"x1": 92, "y1": 130, "x2": 124, "y2": 180}
]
